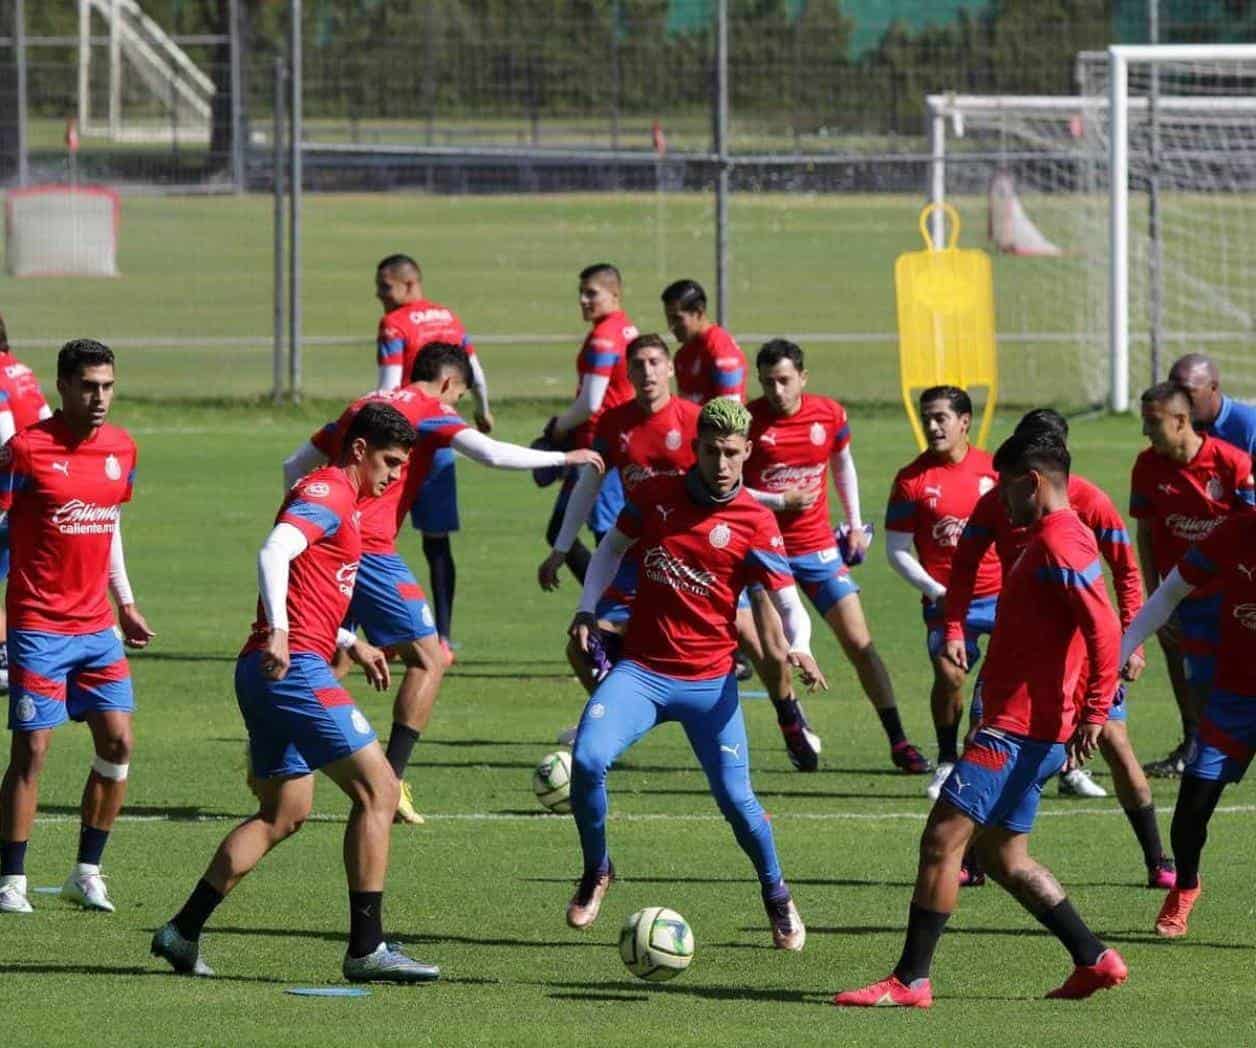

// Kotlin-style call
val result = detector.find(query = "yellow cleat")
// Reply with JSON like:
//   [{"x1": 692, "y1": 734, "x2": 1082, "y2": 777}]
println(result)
[{"x1": 394, "y1": 779, "x2": 426, "y2": 825}]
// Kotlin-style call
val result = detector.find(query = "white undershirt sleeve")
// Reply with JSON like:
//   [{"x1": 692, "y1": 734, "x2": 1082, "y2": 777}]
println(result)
[
  {"x1": 830, "y1": 446, "x2": 863, "y2": 527},
  {"x1": 377, "y1": 363, "x2": 403, "y2": 392},
  {"x1": 0, "y1": 410, "x2": 15, "y2": 447},
  {"x1": 886, "y1": 530, "x2": 946, "y2": 602},
  {"x1": 450, "y1": 429, "x2": 568, "y2": 470},
  {"x1": 746, "y1": 487, "x2": 787, "y2": 511},
  {"x1": 282, "y1": 440, "x2": 328, "y2": 491},
  {"x1": 554, "y1": 373, "x2": 610, "y2": 436},
  {"x1": 108, "y1": 519, "x2": 135, "y2": 606},
  {"x1": 37, "y1": 402, "x2": 52, "y2": 421},
  {"x1": 257, "y1": 522, "x2": 310, "y2": 633},
  {"x1": 577, "y1": 528, "x2": 634, "y2": 615},
  {"x1": 767, "y1": 584, "x2": 813, "y2": 656},
  {"x1": 552, "y1": 464, "x2": 603, "y2": 553},
  {"x1": 1120, "y1": 567, "x2": 1194, "y2": 667},
  {"x1": 336, "y1": 627, "x2": 359, "y2": 650},
  {"x1": 468, "y1": 353, "x2": 491, "y2": 416}
]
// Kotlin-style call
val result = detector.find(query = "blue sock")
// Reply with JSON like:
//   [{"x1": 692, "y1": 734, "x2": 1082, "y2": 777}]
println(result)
[
  {"x1": 77, "y1": 825, "x2": 110, "y2": 866},
  {"x1": 1, "y1": 840, "x2": 27, "y2": 876}
]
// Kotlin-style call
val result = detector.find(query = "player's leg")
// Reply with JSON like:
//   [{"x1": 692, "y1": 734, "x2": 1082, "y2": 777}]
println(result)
[
  {"x1": 1095, "y1": 703, "x2": 1174, "y2": 886},
  {"x1": 566, "y1": 661, "x2": 662, "y2": 928},
  {"x1": 0, "y1": 728, "x2": 52, "y2": 914},
  {"x1": 678, "y1": 671, "x2": 804, "y2": 950},
  {"x1": 923, "y1": 598, "x2": 992, "y2": 799},
  {"x1": 414, "y1": 445, "x2": 460, "y2": 659},
  {"x1": 0, "y1": 522, "x2": 10, "y2": 693},
  {"x1": 1145, "y1": 631, "x2": 1196, "y2": 777},
  {"x1": 546, "y1": 472, "x2": 592, "y2": 582}
]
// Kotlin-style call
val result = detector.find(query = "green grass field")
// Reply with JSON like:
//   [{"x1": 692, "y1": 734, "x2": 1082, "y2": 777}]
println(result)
[{"x1": 0, "y1": 399, "x2": 1251, "y2": 1047}]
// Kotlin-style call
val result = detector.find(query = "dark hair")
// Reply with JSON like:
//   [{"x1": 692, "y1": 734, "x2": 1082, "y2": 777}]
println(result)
[
  {"x1": 756, "y1": 338, "x2": 805, "y2": 372},
  {"x1": 1141, "y1": 381, "x2": 1192, "y2": 413},
  {"x1": 58, "y1": 338, "x2": 115, "y2": 380},
  {"x1": 0, "y1": 313, "x2": 8, "y2": 351},
  {"x1": 993, "y1": 429, "x2": 1071, "y2": 480},
  {"x1": 410, "y1": 341, "x2": 473, "y2": 387},
  {"x1": 346, "y1": 402, "x2": 417, "y2": 453},
  {"x1": 377, "y1": 253, "x2": 421, "y2": 281},
  {"x1": 626, "y1": 333, "x2": 670, "y2": 360},
  {"x1": 1014, "y1": 408, "x2": 1069, "y2": 442},
  {"x1": 660, "y1": 279, "x2": 707, "y2": 313},
  {"x1": 919, "y1": 385, "x2": 973, "y2": 418},
  {"x1": 579, "y1": 262, "x2": 622, "y2": 288}
]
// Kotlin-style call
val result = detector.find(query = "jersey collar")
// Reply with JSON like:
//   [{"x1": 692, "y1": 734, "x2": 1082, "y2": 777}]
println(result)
[{"x1": 685, "y1": 466, "x2": 740, "y2": 507}]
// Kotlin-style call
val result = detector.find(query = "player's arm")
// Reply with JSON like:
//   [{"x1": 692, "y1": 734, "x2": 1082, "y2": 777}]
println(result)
[
  {"x1": 884, "y1": 477, "x2": 946, "y2": 600},
  {"x1": 256, "y1": 521, "x2": 306, "y2": 679},
  {"x1": 709, "y1": 348, "x2": 746, "y2": 402},
  {"x1": 334, "y1": 627, "x2": 392, "y2": 692},
  {"x1": 1090, "y1": 494, "x2": 1146, "y2": 677},
  {"x1": 109, "y1": 519, "x2": 155, "y2": 649},
  {"x1": 376, "y1": 319, "x2": 404, "y2": 391},
  {"x1": 1119, "y1": 566, "x2": 1194, "y2": 671},
  {"x1": 551, "y1": 373, "x2": 610, "y2": 441},
  {"x1": 466, "y1": 346, "x2": 494, "y2": 433},
  {"x1": 0, "y1": 397, "x2": 14, "y2": 446},
  {"x1": 450, "y1": 428, "x2": 601, "y2": 474},
  {"x1": 940, "y1": 518, "x2": 992, "y2": 671},
  {"x1": 282, "y1": 439, "x2": 329, "y2": 490},
  {"x1": 569, "y1": 527, "x2": 635, "y2": 652},
  {"x1": 539, "y1": 463, "x2": 604, "y2": 590},
  {"x1": 760, "y1": 584, "x2": 827, "y2": 693},
  {"x1": 36, "y1": 400, "x2": 51, "y2": 421},
  {"x1": 745, "y1": 486, "x2": 817, "y2": 512}
]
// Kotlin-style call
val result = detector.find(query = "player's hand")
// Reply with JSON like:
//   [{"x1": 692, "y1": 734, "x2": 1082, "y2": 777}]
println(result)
[
  {"x1": 565, "y1": 448, "x2": 605, "y2": 474},
  {"x1": 569, "y1": 611, "x2": 597, "y2": 654},
  {"x1": 117, "y1": 604, "x2": 156, "y2": 649},
  {"x1": 943, "y1": 637, "x2": 969, "y2": 672},
  {"x1": 1066, "y1": 722, "x2": 1103, "y2": 769},
  {"x1": 788, "y1": 651, "x2": 828, "y2": 693},
  {"x1": 538, "y1": 549, "x2": 566, "y2": 592},
  {"x1": 780, "y1": 487, "x2": 818, "y2": 511},
  {"x1": 843, "y1": 525, "x2": 870, "y2": 562},
  {"x1": 474, "y1": 409, "x2": 495, "y2": 435},
  {"x1": 348, "y1": 639, "x2": 392, "y2": 691},
  {"x1": 262, "y1": 629, "x2": 291, "y2": 681},
  {"x1": 1121, "y1": 648, "x2": 1147, "y2": 682}
]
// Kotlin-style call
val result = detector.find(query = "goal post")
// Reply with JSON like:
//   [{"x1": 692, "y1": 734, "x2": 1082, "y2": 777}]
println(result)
[{"x1": 4, "y1": 186, "x2": 120, "y2": 277}]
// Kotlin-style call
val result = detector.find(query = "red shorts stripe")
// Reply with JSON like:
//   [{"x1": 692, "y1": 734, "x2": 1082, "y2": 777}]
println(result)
[
  {"x1": 75, "y1": 658, "x2": 131, "y2": 689},
  {"x1": 397, "y1": 582, "x2": 426, "y2": 602},
  {"x1": 314, "y1": 686, "x2": 355, "y2": 709},
  {"x1": 1199, "y1": 716, "x2": 1254, "y2": 764},
  {"x1": 11, "y1": 666, "x2": 67, "y2": 702},
  {"x1": 961, "y1": 744, "x2": 1008, "y2": 772}
]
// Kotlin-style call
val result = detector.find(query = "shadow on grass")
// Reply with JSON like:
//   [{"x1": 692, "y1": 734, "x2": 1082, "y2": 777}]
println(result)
[
  {"x1": 211, "y1": 925, "x2": 607, "y2": 951},
  {"x1": 520, "y1": 875, "x2": 915, "y2": 889},
  {"x1": 549, "y1": 991, "x2": 651, "y2": 1003},
  {"x1": 805, "y1": 924, "x2": 1254, "y2": 951},
  {"x1": 38, "y1": 804, "x2": 237, "y2": 821},
  {"x1": 627, "y1": 786, "x2": 919, "y2": 802},
  {"x1": 447, "y1": 672, "x2": 576, "y2": 681},
  {"x1": 2, "y1": 961, "x2": 285, "y2": 985},
  {"x1": 542, "y1": 979, "x2": 827, "y2": 1005},
  {"x1": 135, "y1": 651, "x2": 237, "y2": 664}
]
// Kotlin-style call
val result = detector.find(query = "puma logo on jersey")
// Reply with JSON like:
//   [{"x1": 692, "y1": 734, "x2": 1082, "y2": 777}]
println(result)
[
  {"x1": 655, "y1": 506, "x2": 674, "y2": 522},
  {"x1": 1157, "y1": 482, "x2": 1180, "y2": 495},
  {"x1": 759, "y1": 431, "x2": 777, "y2": 446},
  {"x1": 1238, "y1": 563, "x2": 1255, "y2": 582},
  {"x1": 51, "y1": 460, "x2": 69, "y2": 475}
]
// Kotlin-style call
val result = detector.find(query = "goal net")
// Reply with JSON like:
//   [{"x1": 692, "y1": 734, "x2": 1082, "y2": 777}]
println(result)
[{"x1": 4, "y1": 186, "x2": 120, "y2": 277}]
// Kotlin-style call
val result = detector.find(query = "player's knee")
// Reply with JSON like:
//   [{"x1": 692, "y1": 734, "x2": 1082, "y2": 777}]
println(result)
[
  {"x1": 95, "y1": 731, "x2": 133, "y2": 766},
  {"x1": 570, "y1": 742, "x2": 610, "y2": 789},
  {"x1": 13, "y1": 730, "x2": 51, "y2": 775},
  {"x1": 917, "y1": 823, "x2": 961, "y2": 868},
  {"x1": 932, "y1": 656, "x2": 965, "y2": 690},
  {"x1": 399, "y1": 638, "x2": 444, "y2": 675},
  {"x1": 712, "y1": 780, "x2": 760, "y2": 825}
]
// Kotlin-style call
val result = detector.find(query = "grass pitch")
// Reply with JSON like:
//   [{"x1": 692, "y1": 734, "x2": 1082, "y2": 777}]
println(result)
[{"x1": 0, "y1": 400, "x2": 1251, "y2": 1048}]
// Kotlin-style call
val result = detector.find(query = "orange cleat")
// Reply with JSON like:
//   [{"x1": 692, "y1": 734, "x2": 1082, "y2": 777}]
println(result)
[
  {"x1": 1045, "y1": 948, "x2": 1128, "y2": 999},
  {"x1": 833, "y1": 974, "x2": 933, "y2": 1009},
  {"x1": 1155, "y1": 882, "x2": 1201, "y2": 938},
  {"x1": 565, "y1": 863, "x2": 614, "y2": 930}
]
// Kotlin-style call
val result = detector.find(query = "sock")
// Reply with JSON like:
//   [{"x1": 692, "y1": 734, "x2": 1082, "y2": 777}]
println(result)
[
  {"x1": 1034, "y1": 898, "x2": 1105, "y2": 967},
  {"x1": 893, "y1": 903, "x2": 950, "y2": 984},
  {"x1": 172, "y1": 878, "x2": 224, "y2": 942},
  {"x1": 877, "y1": 706, "x2": 907, "y2": 747},
  {"x1": 761, "y1": 879, "x2": 791, "y2": 904},
  {"x1": 77, "y1": 825, "x2": 110, "y2": 866},
  {"x1": 0, "y1": 641, "x2": 8, "y2": 671},
  {"x1": 348, "y1": 890, "x2": 384, "y2": 958},
  {"x1": 936, "y1": 721, "x2": 960, "y2": 765},
  {"x1": 1170, "y1": 774, "x2": 1225, "y2": 890},
  {"x1": 1, "y1": 840, "x2": 27, "y2": 876},
  {"x1": 422, "y1": 535, "x2": 456, "y2": 642},
  {"x1": 1123, "y1": 803, "x2": 1166, "y2": 868},
  {"x1": 771, "y1": 694, "x2": 800, "y2": 727},
  {"x1": 385, "y1": 723, "x2": 421, "y2": 779}
]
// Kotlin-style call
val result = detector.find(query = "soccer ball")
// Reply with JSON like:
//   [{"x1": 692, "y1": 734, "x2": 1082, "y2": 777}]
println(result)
[
  {"x1": 532, "y1": 750, "x2": 573, "y2": 814},
  {"x1": 619, "y1": 907, "x2": 694, "y2": 982}
]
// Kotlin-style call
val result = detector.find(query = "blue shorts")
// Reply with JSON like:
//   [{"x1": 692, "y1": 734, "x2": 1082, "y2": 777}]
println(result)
[
  {"x1": 235, "y1": 650, "x2": 377, "y2": 779},
  {"x1": 8, "y1": 627, "x2": 133, "y2": 731},
  {"x1": 789, "y1": 548, "x2": 860, "y2": 616},
  {"x1": 1178, "y1": 593, "x2": 1221, "y2": 691},
  {"x1": 926, "y1": 595, "x2": 998, "y2": 673},
  {"x1": 348, "y1": 552, "x2": 437, "y2": 649},
  {"x1": 410, "y1": 446, "x2": 460, "y2": 534},
  {"x1": 1187, "y1": 688, "x2": 1256, "y2": 783},
  {"x1": 589, "y1": 467, "x2": 624, "y2": 536},
  {"x1": 1106, "y1": 683, "x2": 1128, "y2": 723},
  {"x1": 939, "y1": 726, "x2": 1067, "y2": 833}
]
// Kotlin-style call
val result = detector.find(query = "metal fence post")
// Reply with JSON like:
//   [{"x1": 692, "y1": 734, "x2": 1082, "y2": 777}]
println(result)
[
  {"x1": 288, "y1": 0, "x2": 303, "y2": 403},
  {"x1": 229, "y1": 0, "x2": 245, "y2": 193},
  {"x1": 272, "y1": 57, "x2": 286, "y2": 403},
  {"x1": 714, "y1": 0, "x2": 730, "y2": 327},
  {"x1": 15, "y1": 0, "x2": 28, "y2": 187}
]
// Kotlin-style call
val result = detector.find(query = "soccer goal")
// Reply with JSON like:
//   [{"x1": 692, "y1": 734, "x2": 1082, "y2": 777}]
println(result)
[
  {"x1": 4, "y1": 186, "x2": 120, "y2": 278},
  {"x1": 927, "y1": 44, "x2": 1256, "y2": 412}
]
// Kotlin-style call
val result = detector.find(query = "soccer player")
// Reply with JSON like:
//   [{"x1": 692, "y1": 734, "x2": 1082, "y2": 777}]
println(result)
[
  {"x1": 885, "y1": 386, "x2": 1001, "y2": 798},
  {"x1": 660, "y1": 278, "x2": 747, "y2": 404},
  {"x1": 285, "y1": 344, "x2": 602, "y2": 824},
  {"x1": 563, "y1": 399, "x2": 826, "y2": 949},
  {"x1": 1118, "y1": 510, "x2": 1256, "y2": 938},
  {"x1": 151, "y1": 403, "x2": 439, "y2": 982},
  {"x1": 0, "y1": 314, "x2": 53, "y2": 692},
  {"x1": 745, "y1": 339, "x2": 930, "y2": 774},
  {"x1": 946, "y1": 409, "x2": 1175, "y2": 887},
  {"x1": 1129, "y1": 382, "x2": 1254, "y2": 776},
  {"x1": 834, "y1": 430, "x2": 1128, "y2": 1008},
  {"x1": 374, "y1": 253, "x2": 493, "y2": 662},
  {"x1": 0, "y1": 340, "x2": 153, "y2": 917},
  {"x1": 1142, "y1": 353, "x2": 1256, "y2": 776},
  {"x1": 541, "y1": 264, "x2": 638, "y2": 582}
]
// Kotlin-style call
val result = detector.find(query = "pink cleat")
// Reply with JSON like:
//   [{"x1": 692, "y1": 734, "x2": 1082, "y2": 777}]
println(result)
[
  {"x1": 1045, "y1": 948, "x2": 1128, "y2": 999},
  {"x1": 1155, "y1": 883, "x2": 1201, "y2": 938},
  {"x1": 1147, "y1": 858, "x2": 1176, "y2": 890},
  {"x1": 833, "y1": 974, "x2": 933, "y2": 1009}
]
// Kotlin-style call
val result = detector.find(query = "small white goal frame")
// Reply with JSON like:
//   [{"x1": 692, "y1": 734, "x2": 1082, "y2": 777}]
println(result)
[{"x1": 4, "y1": 185, "x2": 121, "y2": 278}]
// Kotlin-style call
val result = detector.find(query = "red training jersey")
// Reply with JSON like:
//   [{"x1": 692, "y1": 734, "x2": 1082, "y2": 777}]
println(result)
[
  {"x1": 946, "y1": 473, "x2": 1144, "y2": 636},
  {"x1": 0, "y1": 415, "x2": 136, "y2": 634},
  {"x1": 1178, "y1": 513, "x2": 1256, "y2": 696},
  {"x1": 592, "y1": 396, "x2": 700, "y2": 492},
  {"x1": 886, "y1": 445, "x2": 1001, "y2": 600},
  {"x1": 745, "y1": 394, "x2": 852, "y2": 557},
  {"x1": 1129, "y1": 435, "x2": 1254, "y2": 581},
  {"x1": 0, "y1": 351, "x2": 49, "y2": 434},
  {"x1": 377, "y1": 300, "x2": 476, "y2": 386},
  {"x1": 569, "y1": 310, "x2": 637, "y2": 449},
  {"x1": 617, "y1": 474, "x2": 794, "y2": 679},
  {"x1": 675, "y1": 325, "x2": 746, "y2": 404},
  {"x1": 311, "y1": 385, "x2": 469, "y2": 553},
  {"x1": 242, "y1": 466, "x2": 362, "y2": 662},
  {"x1": 978, "y1": 509, "x2": 1121, "y2": 742}
]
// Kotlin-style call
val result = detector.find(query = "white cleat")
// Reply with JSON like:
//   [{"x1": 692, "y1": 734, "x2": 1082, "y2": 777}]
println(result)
[
  {"x1": 1059, "y1": 768, "x2": 1108, "y2": 798},
  {"x1": 555, "y1": 725, "x2": 578, "y2": 747},
  {"x1": 925, "y1": 762, "x2": 954, "y2": 802},
  {"x1": 0, "y1": 874, "x2": 33, "y2": 914},
  {"x1": 61, "y1": 865, "x2": 116, "y2": 913}
]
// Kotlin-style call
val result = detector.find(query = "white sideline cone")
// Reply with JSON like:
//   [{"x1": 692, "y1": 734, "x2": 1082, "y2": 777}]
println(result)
[{"x1": 987, "y1": 170, "x2": 1063, "y2": 257}]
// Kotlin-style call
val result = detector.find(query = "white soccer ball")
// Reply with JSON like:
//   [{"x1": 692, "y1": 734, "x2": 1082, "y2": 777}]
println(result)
[
  {"x1": 532, "y1": 750, "x2": 573, "y2": 814},
  {"x1": 619, "y1": 907, "x2": 694, "y2": 982}
]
